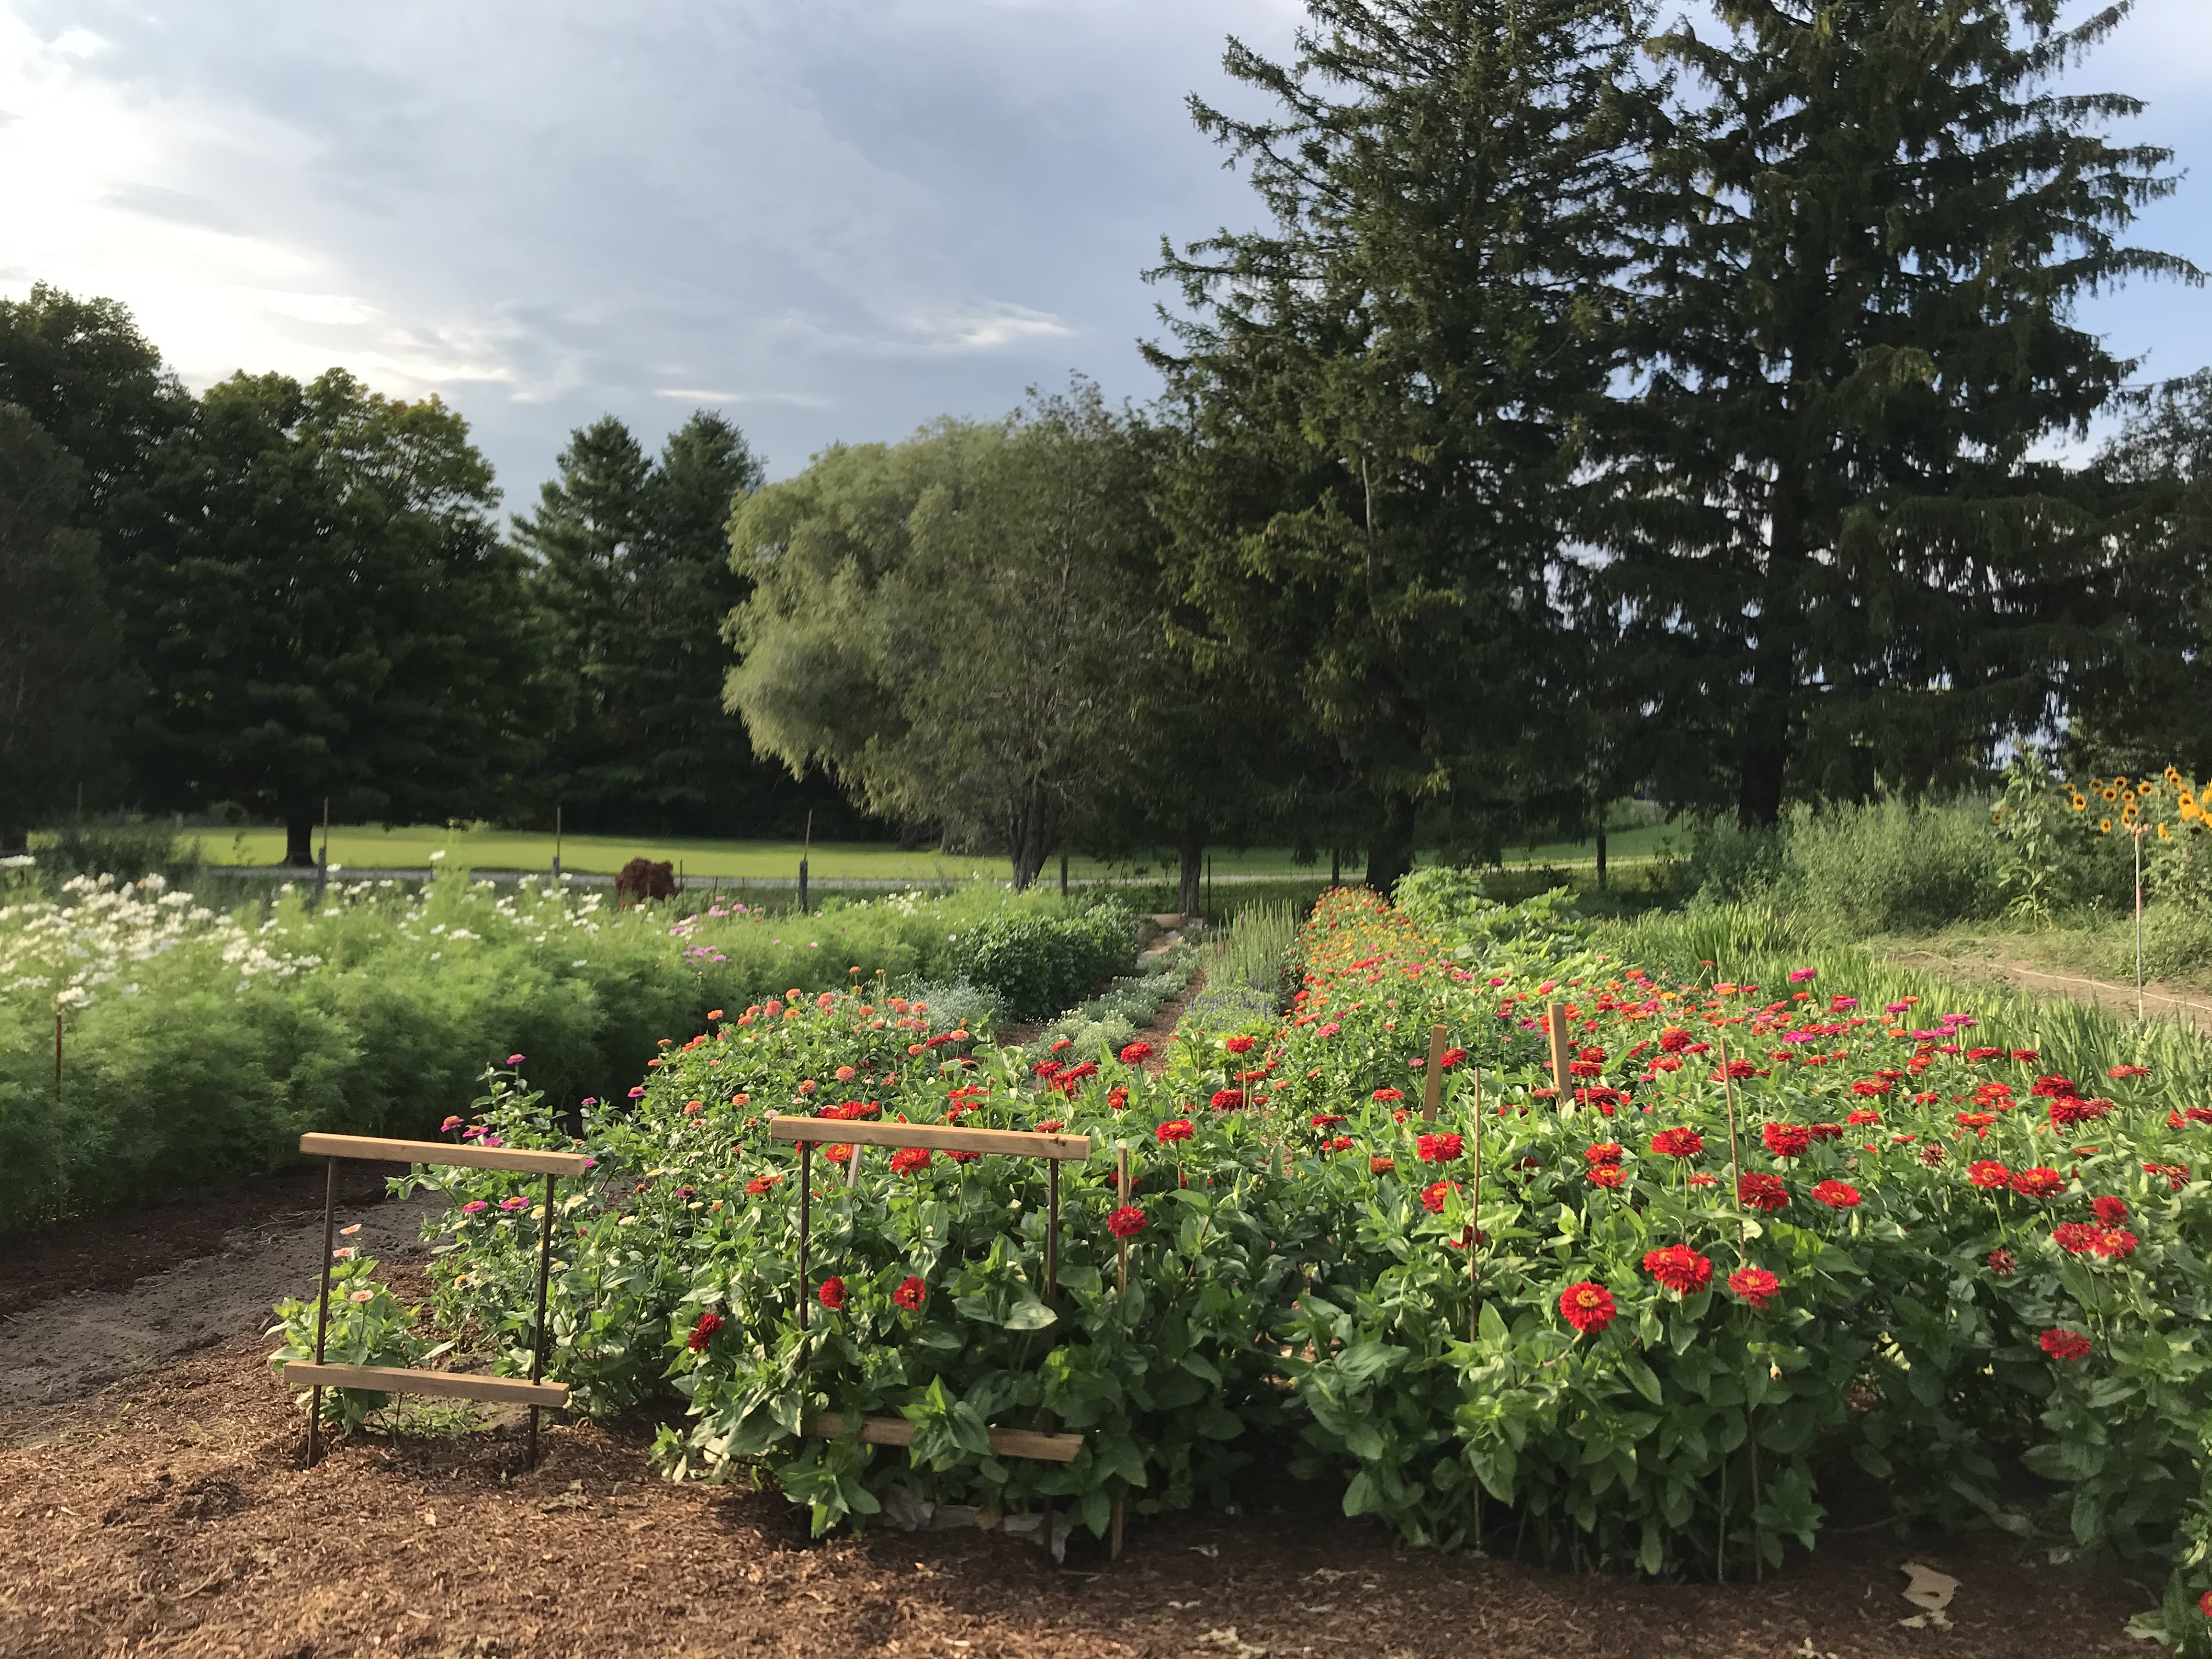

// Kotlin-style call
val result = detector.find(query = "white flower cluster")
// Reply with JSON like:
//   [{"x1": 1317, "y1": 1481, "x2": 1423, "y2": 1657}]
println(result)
[{"x1": 0, "y1": 872, "x2": 324, "y2": 1011}]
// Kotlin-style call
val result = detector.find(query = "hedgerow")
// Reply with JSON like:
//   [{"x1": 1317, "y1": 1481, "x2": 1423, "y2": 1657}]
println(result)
[{"x1": 393, "y1": 886, "x2": 2212, "y2": 1646}]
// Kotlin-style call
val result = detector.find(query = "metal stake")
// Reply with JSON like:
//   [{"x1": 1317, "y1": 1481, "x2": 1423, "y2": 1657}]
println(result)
[
  {"x1": 308, "y1": 1156, "x2": 337, "y2": 1465},
  {"x1": 1046, "y1": 1160, "x2": 1059, "y2": 1301},
  {"x1": 798, "y1": 1139, "x2": 812, "y2": 1355},
  {"x1": 528, "y1": 1171, "x2": 556, "y2": 1468}
]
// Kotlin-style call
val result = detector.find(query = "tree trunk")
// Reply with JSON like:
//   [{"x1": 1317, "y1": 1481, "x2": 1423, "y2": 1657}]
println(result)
[
  {"x1": 1177, "y1": 823, "x2": 1205, "y2": 917},
  {"x1": 1366, "y1": 795, "x2": 1418, "y2": 894},
  {"x1": 1059, "y1": 850, "x2": 1069, "y2": 898},
  {"x1": 1595, "y1": 823, "x2": 1607, "y2": 889},
  {"x1": 1329, "y1": 848, "x2": 1341, "y2": 887},
  {"x1": 284, "y1": 815, "x2": 316, "y2": 867}
]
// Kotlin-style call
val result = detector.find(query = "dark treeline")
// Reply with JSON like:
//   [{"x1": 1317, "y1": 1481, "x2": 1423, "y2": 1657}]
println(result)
[{"x1": 3, "y1": 0, "x2": 2208, "y2": 896}]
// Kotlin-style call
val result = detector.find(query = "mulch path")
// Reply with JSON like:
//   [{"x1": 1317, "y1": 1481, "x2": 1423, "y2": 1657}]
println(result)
[
  {"x1": 0, "y1": 1162, "x2": 403, "y2": 1323},
  {"x1": 0, "y1": 1313, "x2": 2154, "y2": 1659}
]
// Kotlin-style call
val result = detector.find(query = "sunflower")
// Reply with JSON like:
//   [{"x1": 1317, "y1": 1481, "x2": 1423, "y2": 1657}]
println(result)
[
  {"x1": 2070, "y1": 793, "x2": 2088, "y2": 811},
  {"x1": 2099, "y1": 817, "x2": 2113, "y2": 834},
  {"x1": 2103, "y1": 787, "x2": 2120, "y2": 802}
]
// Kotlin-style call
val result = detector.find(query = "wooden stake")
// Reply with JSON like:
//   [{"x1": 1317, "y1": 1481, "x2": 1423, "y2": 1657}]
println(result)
[
  {"x1": 1419, "y1": 1023, "x2": 1447, "y2": 1120},
  {"x1": 1546, "y1": 1002, "x2": 1570, "y2": 1101},
  {"x1": 1111, "y1": 1144, "x2": 1130, "y2": 1559}
]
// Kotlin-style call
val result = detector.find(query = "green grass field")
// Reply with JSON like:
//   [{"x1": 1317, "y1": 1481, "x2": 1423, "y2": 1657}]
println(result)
[{"x1": 199, "y1": 822, "x2": 1678, "y2": 881}]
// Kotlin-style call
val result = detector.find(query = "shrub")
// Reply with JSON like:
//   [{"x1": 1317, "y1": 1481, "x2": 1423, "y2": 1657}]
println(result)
[
  {"x1": 29, "y1": 822, "x2": 201, "y2": 887},
  {"x1": 1683, "y1": 802, "x2": 2003, "y2": 935},
  {"x1": 946, "y1": 901, "x2": 1135, "y2": 1022}
]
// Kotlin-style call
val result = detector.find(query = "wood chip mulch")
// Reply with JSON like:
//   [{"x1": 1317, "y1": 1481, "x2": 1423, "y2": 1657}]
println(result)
[{"x1": 0, "y1": 1324, "x2": 2153, "y2": 1659}]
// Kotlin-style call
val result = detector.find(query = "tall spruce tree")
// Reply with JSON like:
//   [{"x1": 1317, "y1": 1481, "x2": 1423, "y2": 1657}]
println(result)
[
  {"x1": 2061, "y1": 366, "x2": 2212, "y2": 776},
  {"x1": 0, "y1": 405, "x2": 126, "y2": 845},
  {"x1": 1585, "y1": 0, "x2": 2192, "y2": 825},
  {"x1": 1147, "y1": 0, "x2": 1652, "y2": 890},
  {"x1": 520, "y1": 409, "x2": 820, "y2": 835}
]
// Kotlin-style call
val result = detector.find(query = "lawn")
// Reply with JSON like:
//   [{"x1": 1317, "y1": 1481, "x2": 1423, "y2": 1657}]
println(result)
[{"x1": 200, "y1": 824, "x2": 1673, "y2": 881}]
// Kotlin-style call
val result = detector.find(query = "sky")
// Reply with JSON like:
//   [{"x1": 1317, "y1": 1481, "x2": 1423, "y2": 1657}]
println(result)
[{"x1": 3, "y1": 0, "x2": 2209, "y2": 510}]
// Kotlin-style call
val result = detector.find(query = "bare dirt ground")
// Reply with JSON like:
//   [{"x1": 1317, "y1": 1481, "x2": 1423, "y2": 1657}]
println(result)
[{"x1": 1884, "y1": 943, "x2": 2212, "y2": 1034}]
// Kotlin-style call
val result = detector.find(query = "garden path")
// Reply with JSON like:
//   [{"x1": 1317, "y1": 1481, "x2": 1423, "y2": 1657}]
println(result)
[{"x1": 1886, "y1": 947, "x2": 2212, "y2": 1035}]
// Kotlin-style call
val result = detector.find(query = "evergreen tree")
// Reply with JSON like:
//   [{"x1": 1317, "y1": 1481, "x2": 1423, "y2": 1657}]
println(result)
[
  {"x1": 1587, "y1": 0, "x2": 2193, "y2": 825},
  {"x1": 137, "y1": 370, "x2": 542, "y2": 862},
  {"x1": 520, "y1": 409, "x2": 831, "y2": 835},
  {"x1": 2062, "y1": 366, "x2": 2212, "y2": 776},
  {"x1": 0, "y1": 405, "x2": 126, "y2": 845},
  {"x1": 1147, "y1": 0, "x2": 1652, "y2": 891}
]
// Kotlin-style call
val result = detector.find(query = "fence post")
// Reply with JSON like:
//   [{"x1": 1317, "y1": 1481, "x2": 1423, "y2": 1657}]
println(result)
[{"x1": 1546, "y1": 1001, "x2": 1570, "y2": 1100}]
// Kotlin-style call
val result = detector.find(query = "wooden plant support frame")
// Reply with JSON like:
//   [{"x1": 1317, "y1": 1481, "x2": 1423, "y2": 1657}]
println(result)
[
  {"x1": 768, "y1": 1115, "x2": 1090, "y2": 1472},
  {"x1": 1547, "y1": 1000, "x2": 1571, "y2": 1098},
  {"x1": 285, "y1": 1131, "x2": 589, "y2": 1469}
]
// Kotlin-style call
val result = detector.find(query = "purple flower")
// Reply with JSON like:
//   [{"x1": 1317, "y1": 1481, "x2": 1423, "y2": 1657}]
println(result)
[
  {"x1": 628, "y1": 1086, "x2": 646, "y2": 1100},
  {"x1": 500, "y1": 1195, "x2": 528, "y2": 1212},
  {"x1": 461, "y1": 1200, "x2": 488, "y2": 1215},
  {"x1": 507, "y1": 1053, "x2": 526, "y2": 1065},
  {"x1": 1787, "y1": 967, "x2": 1816, "y2": 984},
  {"x1": 580, "y1": 1097, "x2": 598, "y2": 1108}
]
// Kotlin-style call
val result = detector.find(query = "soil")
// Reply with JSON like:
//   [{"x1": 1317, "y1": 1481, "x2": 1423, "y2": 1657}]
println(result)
[
  {"x1": 0, "y1": 975, "x2": 2165, "y2": 1657},
  {"x1": 1884, "y1": 945, "x2": 2212, "y2": 1034}
]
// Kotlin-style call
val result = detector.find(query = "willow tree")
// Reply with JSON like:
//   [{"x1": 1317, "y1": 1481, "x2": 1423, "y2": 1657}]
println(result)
[{"x1": 725, "y1": 383, "x2": 1159, "y2": 888}]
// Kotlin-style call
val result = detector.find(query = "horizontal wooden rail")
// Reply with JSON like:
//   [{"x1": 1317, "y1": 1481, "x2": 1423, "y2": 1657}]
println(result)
[
  {"x1": 769, "y1": 1117, "x2": 1090, "y2": 1162},
  {"x1": 802, "y1": 1412, "x2": 1084, "y2": 1463},
  {"x1": 283, "y1": 1361, "x2": 569, "y2": 1408},
  {"x1": 298, "y1": 1131, "x2": 591, "y2": 1177}
]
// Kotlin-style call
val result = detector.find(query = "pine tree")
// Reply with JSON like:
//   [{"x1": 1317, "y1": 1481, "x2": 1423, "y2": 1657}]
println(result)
[
  {"x1": 1147, "y1": 0, "x2": 1652, "y2": 890},
  {"x1": 1587, "y1": 0, "x2": 2193, "y2": 824},
  {"x1": 520, "y1": 410, "x2": 820, "y2": 834}
]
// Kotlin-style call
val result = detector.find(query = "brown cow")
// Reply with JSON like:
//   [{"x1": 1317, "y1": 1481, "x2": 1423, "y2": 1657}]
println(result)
[{"x1": 614, "y1": 857, "x2": 676, "y2": 904}]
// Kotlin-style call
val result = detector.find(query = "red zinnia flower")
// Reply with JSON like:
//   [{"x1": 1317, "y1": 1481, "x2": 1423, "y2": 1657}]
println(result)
[
  {"x1": 1643, "y1": 1244, "x2": 1713, "y2": 1295},
  {"x1": 1988, "y1": 1248, "x2": 2017, "y2": 1277},
  {"x1": 1417, "y1": 1132, "x2": 1465, "y2": 1164},
  {"x1": 1373, "y1": 1087, "x2": 1404, "y2": 1102},
  {"x1": 2011, "y1": 1166, "x2": 2066, "y2": 1199},
  {"x1": 1420, "y1": 1180, "x2": 1455, "y2": 1214},
  {"x1": 1846, "y1": 1108, "x2": 1882, "y2": 1126},
  {"x1": 2032, "y1": 1075, "x2": 2079, "y2": 1099},
  {"x1": 1587, "y1": 1164, "x2": 1626, "y2": 1189},
  {"x1": 1727, "y1": 1266, "x2": 1780, "y2": 1310},
  {"x1": 892, "y1": 1276, "x2": 927, "y2": 1310},
  {"x1": 1107, "y1": 1205, "x2": 1146, "y2": 1239},
  {"x1": 1210, "y1": 1088, "x2": 1245, "y2": 1110},
  {"x1": 889, "y1": 1147, "x2": 930, "y2": 1176},
  {"x1": 743, "y1": 1173, "x2": 780, "y2": 1197},
  {"x1": 687, "y1": 1310, "x2": 723, "y2": 1352},
  {"x1": 2199, "y1": 1590, "x2": 2212, "y2": 1619},
  {"x1": 1650, "y1": 1127, "x2": 1704, "y2": 1158},
  {"x1": 1808, "y1": 1122, "x2": 1844, "y2": 1142},
  {"x1": 1107, "y1": 1086, "x2": 1130, "y2": 1111},
  {"x1": 1967, "y1": 1160, "x2": 2011, "y2": 1189},
  {"x1": 1811, "y1": 1180, "x2": 1861, "y2": 1210},
  {"x1": 2052, "y1": 1221, "x2": 2101, "y2": 1254},
  {"x1": 2090, "y1": 1195, "x2": 2129, "y2": 1224},
  {"x1": 1559, "y1": 1280, "x2": 1617, "y2": 1334},
  {"x1": 1658, "y1": 1026, "x2": 1692, "y2": 1053},
  {"x1": 1155, "y1": 1119, "x2": 1194, "y2": 1144},
  {"x1": 817, "y1": 1277, "x2": 846, "y2": 1311},
  {"x1": 2107, "y1": 1063, "x2": 2149, "y2": 1080},
  {"x1": 2091, "y1": 1228, "x2": 2137, "y2": 1260},
  {"x1": 1584, "y1": 1141, "x2": 1624, "y2": 1166},
  {"x1": 1224, "y1": 1034, "x2": 1256, "y2": 1055},
  {"x1": 1370, "y1": 1156, "x2": 1396, "y2": 1174},
  {"x1": 2049, "y1": 1095, "x2": 2114, "y2": 1128},
  {"x1": 1118, "y1": 1041, "x2": 1152, "y2": 1064},
  {"x1": 2040, "y1": 1327, "x2": 2092, "y2": 1361},
  {"x1": 1761, "y1": 1122, "x2": 1812, "y2": 1158},
  {"x1": 1738, "y1": 1172, "x2": 1788, "y2": 1212}
]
